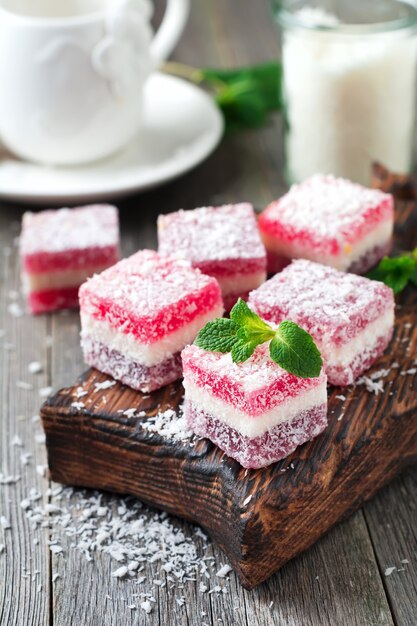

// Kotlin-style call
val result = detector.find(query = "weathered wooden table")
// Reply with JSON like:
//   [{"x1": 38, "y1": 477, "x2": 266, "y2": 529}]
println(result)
[{"x1": 1, "y1": 1, "x2": 416, "y2": 624}]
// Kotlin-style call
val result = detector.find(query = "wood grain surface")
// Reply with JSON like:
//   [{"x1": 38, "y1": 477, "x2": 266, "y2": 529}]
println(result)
[{"x1": 1, "y1": 1, "x2": 417, "y2": 624}]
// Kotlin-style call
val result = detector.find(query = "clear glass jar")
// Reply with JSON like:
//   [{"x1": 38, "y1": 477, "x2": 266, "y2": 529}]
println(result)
[{"x1": 273, "y1": 0, "x2": 417, "y2": 185}]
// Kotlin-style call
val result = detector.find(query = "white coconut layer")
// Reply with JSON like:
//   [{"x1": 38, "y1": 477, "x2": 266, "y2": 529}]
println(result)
[
  {"x1": 23, "y1": 265, "x2": 110, "y2": 292},
  {"x1": 80, "y1": 304, "x2": 224, "y2": 367},
  {"x1": 216, "y1": 271, "x2": 266, "y2": 296},
  {"x1": 263, "y1": 218, "x2": 392, "y2": 271},
  {"x1": 183, "y1": 377, "x2": 327, "y2": 438},
  {"x1": 320, "y1": 308, "x2": 394, "y2": 368}
]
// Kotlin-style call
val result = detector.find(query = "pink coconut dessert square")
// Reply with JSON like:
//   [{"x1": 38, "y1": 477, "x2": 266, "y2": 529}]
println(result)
[
  {"x1": 248, "y1": 260, "x2": 395, "y2": 386},
  {"x1": 258, "y1": 175, "x2": 394, "y2": 274},
  {"x1": 20, "y1": 205, "x2": 120, "y2": 314},
  {"x1": 80, "y1": 250, "x2": 224, "y2": 393},
  {"x1": 182, "y1": 343, "x2": 327, "y2": 469},
  {"x1": 157, "y1": 204, "x2": 267, "y2": 311}
]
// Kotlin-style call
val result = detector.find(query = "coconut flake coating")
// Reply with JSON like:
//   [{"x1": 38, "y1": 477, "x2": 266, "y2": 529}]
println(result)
[
  {"x1": 185, "y1": 400, "x2": 328, "y2": 469},
  {"x1": 82, "y1": 336, "x2": 182, "y2": 393},
  {"x1": 21, "y1": 205, "x2": 120, "y2": 273},
  {"x1": 248, "y1": 260, "x2": 394, "y2": 385},
  {"x1": 258, "y1": 174, "x2": 393, "y2": 260},
  {"x1": 158, "y1": 204, "x2": 266, "y2": 271},
  {"x1": 79, "y1": 250, "x2": 224, "y2": 345},
  {"x1": 248, "y1": 260, "x2": 394, "y2": 346},
  {"x1": 181, "y1": 343, "x2": 326, "y2": 416}
]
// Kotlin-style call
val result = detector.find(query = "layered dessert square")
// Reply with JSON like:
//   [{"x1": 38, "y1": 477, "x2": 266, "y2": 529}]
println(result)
[
  {"x1": 258, "y1": 175, "x2": 394, "y2": 274},
  {"x1": 182, "y1": 343, "x2": 327, "y2": 469},
  {"x1": 248, "y1": 260, "x2": 395, "y2": 386},
  {"x1": 80, "y1": 250, "x2": 224, "y2": 393},
  {"x1": 158, "y1": 204, "x2": 267, "y2": 311},
  {"x1": 20, "y1": 205, "x2": 120, "y2": 314}
]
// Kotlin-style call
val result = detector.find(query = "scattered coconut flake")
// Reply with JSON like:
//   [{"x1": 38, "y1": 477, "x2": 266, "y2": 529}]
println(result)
[
  {"x1": 384, "y1": 566, "x2": 396, "y2": 576},
  {"x1": 52, "y1": 573, "x2": 60, "y2": 582},
  {"x1": 401, "y1": 559, "x2": 409, "y2": 564},
  {"x1": 337, "y1": 413, "x2": 344, "y2": 422},
  {"x1": 121, "y1": 408, "x2": 137, "y2": 419},
  {"x1": 35, "y1": 433, "x2": 46, "y2": 444},
  {"x1": 74, "y1": 387, "x2": 88, "y2": 398},
  {"x1": 216, "y1": 564, "x2": 232, "y2": 578},
  {"x1": 0, "y1": 516, "x2": 11, "y2": 529},
  {"x1": 39, "y1": 386, "x2": 53, "y2": 398},
  {"x1": 36, "y1": 465, "x2": 48, "y2": 478},
  {"x1": 20, "y1": 452, "x2": 32, "y2": 466},
  {"x1": 243, "y1": 495, "x2": 253, "y2": 507},
  {"x1": 16, "y1": 381, "x2": 33, "y2": 391},
  {"x1": 140, "y1": 600, "x2": 152, "y2": 614},
  {"x1": 94, "y1": 380, "x2": 116, "y2": 392},
  {"x1": 335, "y1": 394, "x2": 346, "y2": 401},
  {"x1": 0, "y1": 474, "x2": 20, "y2": 485},
  {"x1": 32, "y1": 415, "x2": 40, "y2": 423},
  {"x1": 50, "y1": 545, "x2": 63, "y2": 555},
  {"x1": 71, "y1": 402, "x2": 85, "y2": 410},
  {"x1": 356, "y1": 376, "x2": 384, "y2": 395},
  {"x1": 112, "y1": 565, "x2": 128, "y2": 578},
  {"x1": 10, "y1": 434, "x2": 23, "y2": 447},
  {"x1": 269, "y1": 601, "x2": 274, "y2": 608},
  {"x1": 140, "y1": 405, "x2": 192, "y2": 442},
  {"x1": 8, "y1": 302, "x2": 23, "y2": 317},
  {"x1": 28, "y1": 361, "x2": 43, "y2": 374},
  {"x1": 400, "y1": 368, "x2": 417, "y2": 376}
]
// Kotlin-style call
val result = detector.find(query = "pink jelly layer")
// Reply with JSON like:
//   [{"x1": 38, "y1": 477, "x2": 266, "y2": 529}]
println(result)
[
  {"x1": 258, "y1": 175, "x2": 394, "y2": 256},
  {"x1": 266, "y1": 240, "x2": 392, "y2": 276},
  {"x1": 28, "y1": 287, "x2": 80, "y2": 314},
  {"x1": 193, "y1": 257, "x2": 266, "y2": 278},
  {"x1": 82, "y1": 336, "x2": 182, "y2": 393},
  {"x1": 79, "y1": 250, "x2": 223, "y2": 344},
  {"x1": 327, "y1": 330, "x2": 393, "y2": 386},
  {"x1": 249, "y1": 260, "x2": 394, "y2": 347},
  {"x1": 23, "y1": 246, "x2": 119, "y2": 274},
  {"x1": 182, "y1": 344, "x2": 326, "y2": 416},
  {"x1": 157, "y1": 204, "x2": 266, "y2": 269},
  {"x1": 185, "y1": 400, "x2": 328, "y2": 469}
]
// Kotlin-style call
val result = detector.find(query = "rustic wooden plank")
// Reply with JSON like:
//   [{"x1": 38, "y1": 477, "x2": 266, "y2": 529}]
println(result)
[
  {"x1": 364, "y1": 468, "x2": 417, "y2": 626},
  {"x1": 40, "y1": 292, "x2": 417, "y2": 587},
  {"x1": 0, "y1": 206, "x2": 51, "y2": 626},
  {"x1": 363, "y1": 167, "x2": 417, "y2": 626}
]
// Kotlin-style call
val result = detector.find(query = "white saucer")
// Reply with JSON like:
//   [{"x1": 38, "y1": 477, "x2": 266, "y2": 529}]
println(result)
[{"x1": 0, "y1": 73, "x2": 224, "y2": 206}]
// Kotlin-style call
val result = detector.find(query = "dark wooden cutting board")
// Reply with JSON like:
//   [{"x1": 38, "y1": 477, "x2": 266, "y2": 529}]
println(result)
[{"x1": 40, "y1": 166, "x2": 417, "y2": 589}]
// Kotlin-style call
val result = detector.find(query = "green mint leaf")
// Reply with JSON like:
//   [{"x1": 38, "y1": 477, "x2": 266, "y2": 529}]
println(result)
[
  {"x1": 367, "y1": 255, "x2": 416, "y2": 294},
  {"x1": 231, "y1": 338, "x2": 258, "y2": 363},
  {"x1": 269, "y1": 321, "x2": 323, "y2": 378},
  {"x1": 194, "y1": 318, "x2": 240, "y2": 353},
  {"x1": 230, "y1": 299, "x2": 275, "y2": 340}
]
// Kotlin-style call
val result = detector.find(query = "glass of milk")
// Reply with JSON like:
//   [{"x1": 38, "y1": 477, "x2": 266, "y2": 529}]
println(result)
[{"x1": 273, "y1": 0, "x2": 417, "y2": 185}]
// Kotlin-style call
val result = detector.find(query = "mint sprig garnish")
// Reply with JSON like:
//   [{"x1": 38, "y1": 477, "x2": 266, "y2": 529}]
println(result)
[
  {"x1": 194, "y1": 299, "x2": 322, "y2": 379},
  {"x1": 367, "y1": 247, "x2": 417, "y2": 295}
]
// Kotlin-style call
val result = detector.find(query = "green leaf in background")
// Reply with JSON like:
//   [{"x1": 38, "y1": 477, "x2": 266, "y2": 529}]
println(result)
[
  {"x1": 201, "y1": 62, "x2": 282, "y2": 132},
  {"x1": 367, "y1": 249, "x2": 417, "y2": 295}
]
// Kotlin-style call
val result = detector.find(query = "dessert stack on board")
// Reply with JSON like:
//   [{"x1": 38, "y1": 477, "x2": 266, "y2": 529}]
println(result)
[{"x1": 22, "y1": 175, "x2": 397, "y2": 470}]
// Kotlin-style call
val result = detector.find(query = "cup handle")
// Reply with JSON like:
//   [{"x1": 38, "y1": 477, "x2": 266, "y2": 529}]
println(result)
[{"x1": 150, "y1": 0, "x2": 190, "y2": 63}]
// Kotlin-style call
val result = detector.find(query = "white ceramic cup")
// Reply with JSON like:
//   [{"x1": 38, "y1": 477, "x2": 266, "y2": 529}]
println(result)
[{"x1": 0, "y1": 0, "x2": 190, "y2": 165}]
